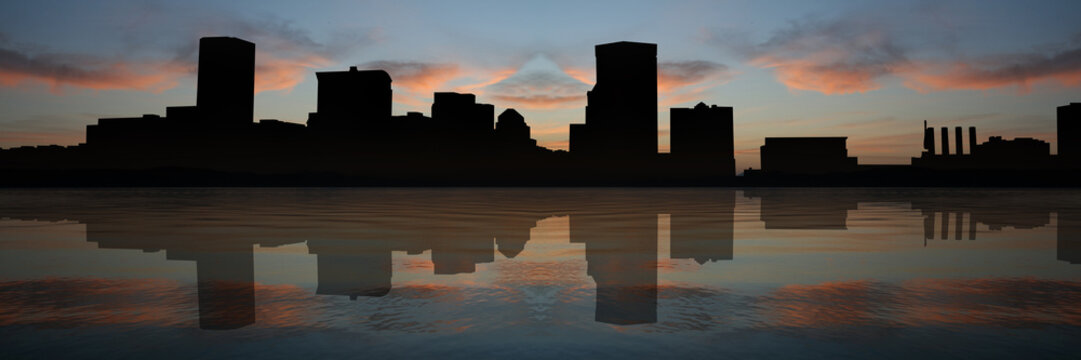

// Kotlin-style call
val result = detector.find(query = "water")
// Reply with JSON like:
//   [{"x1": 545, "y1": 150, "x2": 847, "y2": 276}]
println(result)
[{"x1": 0, "y1": 188, "x2": 1079, "y2": 359}]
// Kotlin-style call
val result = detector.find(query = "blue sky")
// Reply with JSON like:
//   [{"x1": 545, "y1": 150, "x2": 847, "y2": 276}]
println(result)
[{"x1": 2, "y1": 0, "x2": 1080, "y2": 169}]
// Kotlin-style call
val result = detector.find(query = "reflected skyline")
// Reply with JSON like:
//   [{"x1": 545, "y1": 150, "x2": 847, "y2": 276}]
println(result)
[
  {"x1": 2, "y1": 189, "x2": 1080, "y2": 331},
  {"x1": 0, "y1": 190, "x2": 739, "y2": 327}
]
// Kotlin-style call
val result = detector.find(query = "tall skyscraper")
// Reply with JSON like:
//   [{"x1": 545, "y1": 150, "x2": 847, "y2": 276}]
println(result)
[
  {"x1": 196, "y1": 37, "x2": 255, "y2": 127},
  {"x1": 1059, "y1": 103, "x2": 1080, "y2": 160},
  {"x1": 570, "y1": 41, "x2": 658, "y2": 158}
]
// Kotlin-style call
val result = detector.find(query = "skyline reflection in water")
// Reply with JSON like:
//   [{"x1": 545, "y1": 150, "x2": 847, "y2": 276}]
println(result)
[{"x1": 0, "y1": 188, "x2": 1079, "y2": 359}]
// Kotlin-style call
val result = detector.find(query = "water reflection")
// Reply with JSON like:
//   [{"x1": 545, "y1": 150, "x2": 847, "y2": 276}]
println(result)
[
  {"x1": 1062, "y1": 209, "x2": 1081, "y2": 264},
  {"x1": 0, "y1": 190, "x2": 739, "y2": 328},
  {"x1": 0, "y1": 188, "x2": 1079, "y2": 336},
  {"x1": 744, "y1": 189, "x2": 1080, "y2": 256}
]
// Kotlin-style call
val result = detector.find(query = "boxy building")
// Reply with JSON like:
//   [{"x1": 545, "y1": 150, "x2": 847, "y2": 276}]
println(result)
[
  {"x1": 307, "y1": 67, "x2": 392, "y2": 131},
  {"x1": 670, "y1": 102, "x2": 735, "y2": 176},
  {"x1": 760, "y1": 137, "x2": 858, "y2": 175}
]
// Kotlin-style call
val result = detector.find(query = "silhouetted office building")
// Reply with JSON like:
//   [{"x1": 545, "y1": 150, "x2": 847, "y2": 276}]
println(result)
[
  {"x1": 86, "y1": 114, "x2": 169, "y2": 148},
  {"x1": 86, "y1": 37, "x2": 256, "y2": 149},
  {"x1": 167, "y1": 106, "x2": 199, "y2": 122},
  {"x1": 307, "y1": 67, "x2": 392, "y2": 131},
  {"x1": 975, "y1": 136, "x2": 1051, "y2": 165},
  {"x1": 1060, "y1": 103, "x2": 1080, "y2": 162},
  {"x1": 197, "y1": 37, "x2": 255, "y2": 126},
  {"x1": 393, "y1": 111, "x2": 434, "y2": 127},
  {"x1": 670, "y1": 102, "x2": 735, "y2": 176},
  {"x1": 433, "y1": 92, "x2": 495, "y2": 134},
  {"x1": 760, "y1": 137, "x2": 857, "y2": 175},
  {"x1": 570, "y1": 41, "x2": 657, "y2": 157},
  {"x1": 495, "y1": 109, "x2": 536, "y2": 149}
]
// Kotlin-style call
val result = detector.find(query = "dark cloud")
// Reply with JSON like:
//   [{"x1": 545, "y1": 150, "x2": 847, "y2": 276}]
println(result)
[
  {"x1": 906, "y1": 47, "x2": 1081, "y2": 92},
  {"x1": 0, "y1": 5, "x2": 380, "y2": 94},
  {"x1": 658, "y1": 60, "x2": 732, "y2": 89},
  {"x1": 724, "y1": 17, "x2": 910, "y2": 94},
  {"x1": 485, "y1": 71, "x2": 589, "y2": 109},
  {"x1": 716, "y1": 13, "x2": 1081, "y2": 94},
  {"x1": 0, "y1": 43, "x2": 187, "y2": 92}
]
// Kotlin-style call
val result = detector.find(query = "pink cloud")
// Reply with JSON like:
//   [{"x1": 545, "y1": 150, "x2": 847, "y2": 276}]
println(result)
[
  {"x1": 0, "y1": 46, "x2": 191, "y2": 93},
  {"x1": 903, "y1": 49, "x2": 1081, "y2": 93},
  {"x1": 254, "y1": 53, "x2": 332, "y2": 94},
  {"x1": 361, "y1": 60, "x2": 461, "y2": 95}
]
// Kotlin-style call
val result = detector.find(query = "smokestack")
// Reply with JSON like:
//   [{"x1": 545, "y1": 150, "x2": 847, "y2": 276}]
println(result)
[
  {"x1": 969, "y1": 127, "x2": 977, "y2": 155},
  {"x1": 923, "y1": 121, "x2": 935, "y2": 155},
  {"x1": 941, "y1": 127, "x2": 949, "y2": 156},
  {"x1": 955, "y1": 127, "x2": 963, "y2": 155}
]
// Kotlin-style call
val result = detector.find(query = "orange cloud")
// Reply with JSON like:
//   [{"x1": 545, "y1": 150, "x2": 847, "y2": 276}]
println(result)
[
  {"x1": 0, "y1": 46, "x2": 191, "y2": 93},
  {"x1": 753, "y1": 56, "x2": 897, "y2": 94},
  {"x1": 491, "y1": 94, "x2": 585, "y2": 109},
  {"x1": 361, "y1": 60, "x2": 461, "y2": 95},
  {"x1": 657, "y1": 61, "x2": 732, "y2": 107},
  {"x1": 733, "y1": 17, "x2": 908, "y2": 95},
  {"x1": 254, "y1": 53, "x2": 331, "y2": 94},
  {"x1": 0, "y1": 44, "x2": 333, "y2": 95},
  {"x1": 727, "y1": 15, "x2": 1081, "y2": 95},
  {"x1": 903, "y1": 49, "x2": 1081, "y2": 93},
  {"x1": 563, "y1": 67, "x2": 595, "y2": 85},
  {"x1": 452, "y1": 68, "x2": 517, "y2": 95},
  {"x1": 657, "y1": 61, "x2": 731, "y2": 93}
]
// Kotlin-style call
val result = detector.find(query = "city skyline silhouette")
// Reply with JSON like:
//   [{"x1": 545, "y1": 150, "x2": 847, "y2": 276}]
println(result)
[
  {"x1": 0, "y1": 36, "x2": 1078, "y2": 186},
  {"x1": 4, "y1": 1, "x2": 1081, "y2": 172},
  {"x1": 4, "y1": 2, "x2": 1081, "y2": 358}
]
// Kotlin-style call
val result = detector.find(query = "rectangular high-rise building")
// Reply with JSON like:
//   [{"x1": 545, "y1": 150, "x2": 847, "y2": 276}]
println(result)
[
  {"x1": 570, "y1": 41, "x2": 657, "y2": 158},
  {"x1": 1059, "y1": 103, "x2": 1080, "y2": 160},
  {"x1": 196, "y1": 37, "x2": 255, "y2": 127}
]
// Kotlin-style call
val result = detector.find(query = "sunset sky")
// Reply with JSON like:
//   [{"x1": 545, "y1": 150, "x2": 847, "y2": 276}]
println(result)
[{"x1": 2, "y1": 0, "x2": 1080, "y2": 170}]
